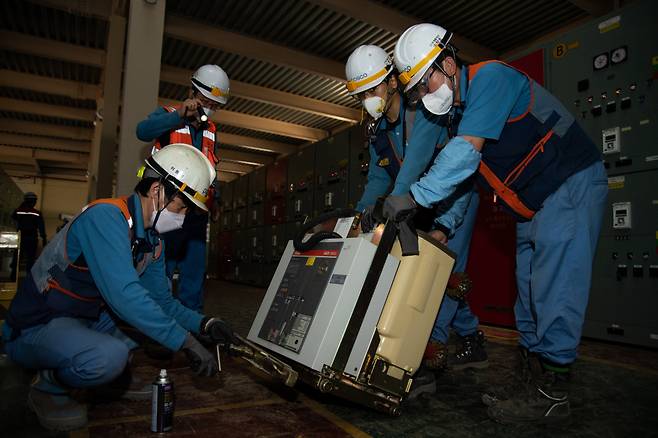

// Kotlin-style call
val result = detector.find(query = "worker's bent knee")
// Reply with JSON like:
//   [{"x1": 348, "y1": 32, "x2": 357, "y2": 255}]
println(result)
[{"x1": 60, "y1": 337, "x2": 129, "y2": 388}]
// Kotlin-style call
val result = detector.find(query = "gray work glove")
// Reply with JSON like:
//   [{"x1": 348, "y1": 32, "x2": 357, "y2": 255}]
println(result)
[
  {"x1": 201, "y1": 317, "x2": 236, "y2": 350},
  {"x1": 182, "y1": 333, "x2": 218, "y2": 376},
  {"x1": 383, "y1": 193, "x2": 417, "y2": 223},
  {"x1": 360, "y1": 205, "x2": 377, "y2": 233}
]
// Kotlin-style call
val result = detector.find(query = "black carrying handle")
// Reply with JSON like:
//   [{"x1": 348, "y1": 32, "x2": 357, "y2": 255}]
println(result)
[
  {"x1": 372, "y1": 197, "x2": 419, "y2": 257},
  {"x1": 293, "y1": 208, "x2": 359, "y2": 252}
]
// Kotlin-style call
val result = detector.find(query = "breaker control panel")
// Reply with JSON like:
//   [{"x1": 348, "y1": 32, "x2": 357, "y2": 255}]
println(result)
[
  {"x1": 612, "y1": 201, "x2": 632, "y2": 229},
  {"x1": 602, "y1": 126, "x2": 621, "y2": 154}
]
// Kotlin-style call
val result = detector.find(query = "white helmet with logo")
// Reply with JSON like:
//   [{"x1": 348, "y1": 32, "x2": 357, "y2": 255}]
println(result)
[
  {"x1": 144, "y1": 143, "x2": 216, "y2": 211},
  {"x1": 345, "y1": 45, "x2": 393, "y2": 96},
  {"x1": 191, "y1": 64, "x2": 230, "y2": 105},
  {"x1": 394, "y1": 23, "x2": 453, "y2": 92}
]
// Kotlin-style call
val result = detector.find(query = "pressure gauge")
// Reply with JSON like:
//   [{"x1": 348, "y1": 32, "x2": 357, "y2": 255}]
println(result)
[
  {"x1": 611, "y1": 46, "x2": 628, "y2": 64},
  {"x1": 593, "y1": 52, "x2": 609, "y2": 71}
]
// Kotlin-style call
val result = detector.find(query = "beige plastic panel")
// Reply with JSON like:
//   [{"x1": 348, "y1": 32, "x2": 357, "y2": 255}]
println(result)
[{"x1": 376, "y1": 233, "x2": 455, "y2": 374}]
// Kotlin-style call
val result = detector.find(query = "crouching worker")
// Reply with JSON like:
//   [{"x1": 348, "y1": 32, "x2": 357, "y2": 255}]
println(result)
[{"x1": 2, "y1": 144, "x2": 235, "y2": 431}]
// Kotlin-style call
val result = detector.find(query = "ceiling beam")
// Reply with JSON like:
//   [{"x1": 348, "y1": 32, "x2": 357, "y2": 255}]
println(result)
[
  {"x1": 218, "y1": 149, "x2": 274, "y2": 166},
  {"x1": 160, "y1": 66, "x2": 360, "y2": 123},
  {"x1": 27, "y1": 0, "x2": 114, "y2": 19},
  {"x1": 307, "y1": 0, "x2": 497, "y2": 63},
  {"x1": 0, "y1": 144, "x2": 88, "y2": 163},
  {"x1": 217, "y1": 110, "x2": 327, "y2": 142},
  {"x1": 3, "y1": 35, "x2": 358, "y2": 123},
  {"x1": 217, "y1": 161, "x2": 256, "y2": 175},
  {"x1": 0, "y1": 72, "x2": 317, "y2": 142},
  {"x1": 4, "y1": 165, "x2": 88, "y2": 182},
  {"x1": 567, "y1": 0, "x2": 614, "y2": 16},
  {"x1": 0, "y1": 69, "x2": 99, "y2": 101},
  {"x1": 217, "y1": 132, "x2": 298, "y2": 155},
  {"x1": 0, "y1": 30, "x2": 105, "y2": 67},
  {"x1": 0, "y1": 97, "x2": 96, "y2": 122},
  {"x1": 217, "y1": 171, "x2": 238, "y2": 182},
  {"x1": 0, "y1": 119, "x2": 93, "y2": 141},
  {"x1": 165, "y1": 15, "x2": 345, "y2": 82},
  {"x1": 0, "y1": 133, "x2": 90, "y2": 153},
  {"x1": 161, "y1": 98, "x2": 327, "y2": 142}
]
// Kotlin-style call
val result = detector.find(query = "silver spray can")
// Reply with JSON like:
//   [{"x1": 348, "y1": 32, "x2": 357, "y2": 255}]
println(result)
[{"x1": 151, "y1": 369, "x2": 174, "y2": 432}]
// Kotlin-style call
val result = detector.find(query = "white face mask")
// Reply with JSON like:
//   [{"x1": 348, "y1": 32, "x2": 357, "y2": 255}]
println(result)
[
  {"x1": 151, "y1": 195, "x2": 186, "y2": 234},
  {"x1": 421, "y1": 82, "x2": 453, "y2": 115},
  {"x1": 363, "y1": 96, "x2": 386, "y2": 119}
]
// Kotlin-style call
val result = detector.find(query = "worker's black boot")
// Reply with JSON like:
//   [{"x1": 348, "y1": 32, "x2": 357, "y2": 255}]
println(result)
[
  {"x1": 448, "y1": 330, "x2": 488, "y2": 370},
  {"x1": 482, "y1": 346, "x2": 532, "y2": 406},
  {"x1": 407, "y1": 368, "x2": 437, "y2": 400},
  {"x1": 487, "y1": 356, "x2": 571, "y2": 424},
  {"x1": 28, "y1": 370, "x2": 88, "y2": 431},
  {"x1": 422, "y1": 339, "x2": 448, "y2": 371}
]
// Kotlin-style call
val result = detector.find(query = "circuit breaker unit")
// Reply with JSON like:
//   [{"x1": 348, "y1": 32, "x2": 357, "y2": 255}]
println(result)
[{"x1": 247, "y1": 224, "x2": 455, "y2": 414}]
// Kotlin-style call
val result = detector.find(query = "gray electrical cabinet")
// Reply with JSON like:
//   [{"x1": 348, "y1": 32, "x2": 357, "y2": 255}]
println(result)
[
  {"x1": 535, "y1": 0, "x2": 658, "y2": 347},
  {"x1": 233, "y1": 175, "x2": 249, "y2": 211},
  {"x1": 263, "y1": 223, "x2": 287, "y2": 285},
  {"x1": 287, "y1": 145, "x2": 316, "y2": 222},
  {"x1": 245, "y1": 226, "x2": 265, "y2": 286},
  {"x1": 207, "y1": 220, "x2": 220, "y2": 279},
  {"x1": 220, "y1": 181, "x2": 234, "y2": 231},
  {"x1": 348, "y1": 125, "x2": 370, "y2": 209},
  {"x1": 248, "y1": 167, "x2": 267, "y2": 227},
  {"x1": 232, "y1": 207, "x2": 246, "y2": 230},
  {"x1": 315, "y1": 131, "x2": 350, "y2": 214}
]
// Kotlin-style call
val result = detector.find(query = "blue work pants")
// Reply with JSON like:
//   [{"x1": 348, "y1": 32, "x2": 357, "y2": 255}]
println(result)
[
  {"x1": 431, "y1": 190, "x2": 480, "y2": 343},
  {"x1": 515, "y1": 161, "x2": 607, "y2": 364},
  {"x1": 3, "y1": 312, "x2": 136, "y2": 393}
]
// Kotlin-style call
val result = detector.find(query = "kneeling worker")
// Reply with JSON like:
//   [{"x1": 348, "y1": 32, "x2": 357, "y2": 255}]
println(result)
[{"x1": 2, "y1": 144, "x2": 234, "y2": 431}]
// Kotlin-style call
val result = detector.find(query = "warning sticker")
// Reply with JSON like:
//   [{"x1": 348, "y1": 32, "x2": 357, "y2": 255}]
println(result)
[
  {"x1": 598, "y1": 15, "x2": 621, "y2": 33},
  {"x1": 608, "y1": 176, "x2": 625, "y2": 189},
  {"x1": 305, "y1": 257, "x2": 316, "y2": 266}
]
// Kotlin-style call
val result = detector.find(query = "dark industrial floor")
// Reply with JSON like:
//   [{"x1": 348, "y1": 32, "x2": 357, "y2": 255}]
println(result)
[{"x1": 1, "y1": 279, "x2": 658, "y2": 438}]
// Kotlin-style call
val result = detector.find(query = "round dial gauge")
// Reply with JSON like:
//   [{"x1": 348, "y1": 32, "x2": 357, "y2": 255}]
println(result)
[
  {"x1": 593, "y1": 53, "x2": 609, "y2": 70},
  {"x1": 611, "y1": 46, "x2": 627, "y2": 64}
]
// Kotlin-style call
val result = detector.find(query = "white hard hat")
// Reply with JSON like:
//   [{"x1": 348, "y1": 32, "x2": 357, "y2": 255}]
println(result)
[
  {"x1": 191, "y1": 64, "x2": 230, "y2": 105},
  {"x1": 394, "y1": 23, "x2": 453, "y2": 92},
  {"x1": 145, "y1": 143, "x2": 216, "y2": 211},
  {"x1": 345, "y1": 45, "x2": 393, "y2": 96}
]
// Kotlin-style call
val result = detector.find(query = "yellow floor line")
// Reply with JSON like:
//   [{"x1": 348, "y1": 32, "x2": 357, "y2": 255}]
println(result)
[
  {"x1": 86, "y1": 397, "x2": 282, "y2": 427},
  {"x1": 297, "y1": 394, "x2": 372, "y2": 438}
]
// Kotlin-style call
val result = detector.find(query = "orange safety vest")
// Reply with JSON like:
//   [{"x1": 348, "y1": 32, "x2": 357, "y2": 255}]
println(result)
[{"x1": 152, "y1": 106, "x2": 218, "y2": 208}]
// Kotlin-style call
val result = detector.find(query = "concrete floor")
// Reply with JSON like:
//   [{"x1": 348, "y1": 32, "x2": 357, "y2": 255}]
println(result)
[{"x1": 1, "y1": 279, "x2": 658, "y2": 437}]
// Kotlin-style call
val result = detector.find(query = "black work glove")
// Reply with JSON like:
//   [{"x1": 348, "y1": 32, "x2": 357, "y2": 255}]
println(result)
[
  {"x1": 181, "y1": 333, "x2": 218, "y2": 376},
  {"x1": 201, "y1": 317, "x2": 236, "y2": 349},
  {"x1": 360, "y1": 205, "x2": 377, "y2": 233},
  {"x1": 383, "y1": 193, "x2": 417, "y2": 223}
]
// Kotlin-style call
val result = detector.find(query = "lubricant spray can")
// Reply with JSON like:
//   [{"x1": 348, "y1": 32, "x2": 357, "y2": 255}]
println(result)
[{"x1": 151, "y1": 369, "x2": 174, "y2": 433}]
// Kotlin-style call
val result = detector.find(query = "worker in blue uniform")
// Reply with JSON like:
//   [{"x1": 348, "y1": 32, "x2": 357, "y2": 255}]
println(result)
[
  {"x1": 388, "y1": 23, "x2": 607, "y2": 423},
  {"x1": 136, "y1": 64, "x2": 229, "y2": 312},
  {"x1": 10, "y1": 191, "x2": 47, "y2": 279},
  {"x1": 2, "y1": 144, "x2": 235, "y2": 432},
  {"x1": 345, "y1": 45, "x2": 486, "y2": 374}
]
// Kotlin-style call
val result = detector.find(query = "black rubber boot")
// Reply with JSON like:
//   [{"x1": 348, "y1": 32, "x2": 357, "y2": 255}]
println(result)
[
  {"x1": 407, "y1": 368, "x2": 437, "y2": 400},
  {"x1": 449, "y1": 330, "x2": 488, "y2": 370},
  {"x1": 482, "y1": 346, "x2": 532, "y2": 406},
  {"x1": 487, "y1": 357, "x2": 571, "y2": 424}
]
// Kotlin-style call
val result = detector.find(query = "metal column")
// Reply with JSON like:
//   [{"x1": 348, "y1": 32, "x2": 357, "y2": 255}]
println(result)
[
  {"x1": 87, "y1": 0, "x2": 126, "y2": 201},
  {"x1": 115, "y1": 0, "x2": 166, "y2": 196}
]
